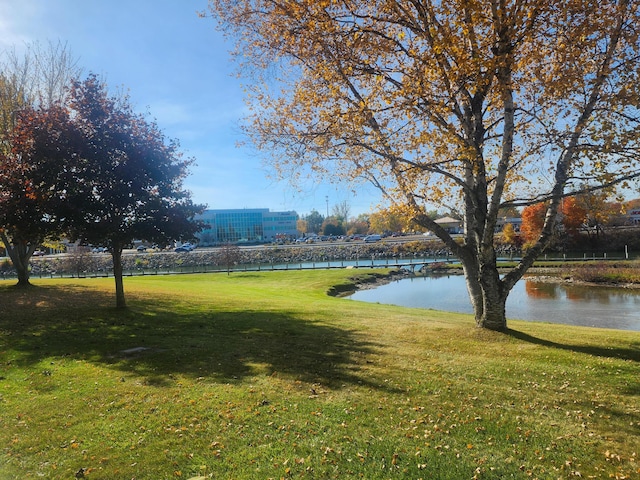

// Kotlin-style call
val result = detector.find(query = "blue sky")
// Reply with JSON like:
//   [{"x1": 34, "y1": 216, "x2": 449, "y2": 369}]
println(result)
[{"x1": 0, "y1": 0, "x2": 381, "y2": 217}]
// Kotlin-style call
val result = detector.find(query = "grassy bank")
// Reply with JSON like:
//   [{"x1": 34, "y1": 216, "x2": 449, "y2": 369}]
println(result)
[{"x1": 1, "y1": 270, "x2": 639, "y2": 479}]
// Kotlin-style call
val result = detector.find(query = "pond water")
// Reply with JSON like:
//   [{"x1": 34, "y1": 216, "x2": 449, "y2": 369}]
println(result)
[{"x1": 348, "y1": 274, "x2": 640, "y2": 331}]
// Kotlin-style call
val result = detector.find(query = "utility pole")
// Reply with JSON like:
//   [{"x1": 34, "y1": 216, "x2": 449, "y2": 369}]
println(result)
[{"x1": 325, "y1": 195, "x2": 329, "y2": 218}]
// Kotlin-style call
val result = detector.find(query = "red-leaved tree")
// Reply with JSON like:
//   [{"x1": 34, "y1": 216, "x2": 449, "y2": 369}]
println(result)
[
  {"x1": 1, "y1": 75, "x2": 205, "y2": 306},
  {"x1": 60, "y1": 75, "x2": 205, "y2": 307},
  {"x1": 0, "y1": 106, "x2": 83, "y2": 286}
]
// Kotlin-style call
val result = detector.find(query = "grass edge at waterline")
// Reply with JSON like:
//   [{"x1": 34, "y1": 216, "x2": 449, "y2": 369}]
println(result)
[{"x1": 1, "y1": 270, "x2": 639, "y2": 479}]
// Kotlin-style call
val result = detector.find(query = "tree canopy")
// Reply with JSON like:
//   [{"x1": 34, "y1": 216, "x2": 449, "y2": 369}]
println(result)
[
  {"x1": 0, "y1": 42, "x2": 81, "y2": 286},
  {"x1": 368, "y1": 208, "x2": 410, "y2": 234},
  {"x1": 0, "y1": 105, "x2": 81, "y2": 285},
  {"x1": 304, "y1": 209, "x2": 325, "y2": 233},
  {"x1": 520, "y1": 202, "x2": 550, "y2": 248},
  {"x1": 208, "y1": 0, "x2": 640, "y2": 330},
  {"x1": 0, "y1": 74, "x2": 205, "y2": 305},
  {"x1": 62, "y1": 76, "x2": 205, "y2": 307}
]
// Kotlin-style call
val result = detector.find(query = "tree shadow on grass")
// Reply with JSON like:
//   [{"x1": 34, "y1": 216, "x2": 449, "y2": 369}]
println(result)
[
  {"x1": 505, "y1": 328, "x2": 640, "y2": 363},
  {"x1": 0, "y1": 284, "x2": 391, "y2": 391}
]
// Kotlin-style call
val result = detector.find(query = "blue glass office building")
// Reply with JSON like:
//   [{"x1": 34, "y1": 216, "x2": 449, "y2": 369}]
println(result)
[{"x1": 196, "y1": 209, "x2": 299, "y2": 245}]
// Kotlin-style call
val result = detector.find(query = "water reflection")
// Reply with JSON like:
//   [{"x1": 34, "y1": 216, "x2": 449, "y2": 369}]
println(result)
[
  {"x1": 525, "y1": 281, "x2": 558, "y2": 299},
  {"x1": 347, "y1": 275, "x2": 640, "y2": 331}
]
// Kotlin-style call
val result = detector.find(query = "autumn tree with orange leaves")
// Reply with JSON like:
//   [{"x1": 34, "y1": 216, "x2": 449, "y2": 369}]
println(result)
[
  {"x1": 208, "y1": 0, "x2": 640, "y2": 330},
  {"x1": 561, "y1": 197, "x2": 588, "y2": 241},
  {"x1": 520, "y1": 203, "x2": 548, "y2": 248},
  {"x1": 523, "y1": 191, "x2": 619, "y2": 249},
  {"x1": 521, "y1": 200, "x2": 587, "y2": 249},
  {"x1": 577, "y1": 189, "x2": 620, "y2": 240}
]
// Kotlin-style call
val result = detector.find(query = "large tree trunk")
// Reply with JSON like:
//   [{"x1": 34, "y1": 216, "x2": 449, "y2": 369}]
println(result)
[
  {"x1": 111, "y1": 243, "x2": 126, "y2": 308},
  {"x1": 1, "y1": 234, "x2": 35, "y2": 288},
  {"x1": 461, "y1": 248, "x2": 509, "y2": 331},
  {"x1": 15, "y1": 262, "x2": 31, "y2": 287},
  {"x1": 477, "y1": 270, "x2": 508, "y2": 331}
]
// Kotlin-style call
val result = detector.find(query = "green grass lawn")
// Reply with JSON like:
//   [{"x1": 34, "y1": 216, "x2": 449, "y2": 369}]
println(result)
[{"x1": 1, "y1": 270, "x2": 639, "y2": 479}]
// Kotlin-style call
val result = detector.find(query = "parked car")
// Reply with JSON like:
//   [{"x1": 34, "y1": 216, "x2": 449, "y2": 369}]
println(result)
[
  {"x1": 364, "y1": 234, "x2": 382, "y2": 243},
  {"x1": 136, "y1": 245, "x2": 147, "y2": 252},
  {"x1": 174, "y1": 246, "x2": 190, "y2": 252}
]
